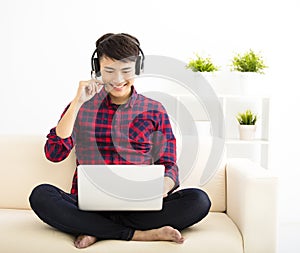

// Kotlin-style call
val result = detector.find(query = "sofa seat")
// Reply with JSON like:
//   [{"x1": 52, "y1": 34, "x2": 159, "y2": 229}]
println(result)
[{"x1": 0, "y1": 209, "x2": 242, "y2": 253}]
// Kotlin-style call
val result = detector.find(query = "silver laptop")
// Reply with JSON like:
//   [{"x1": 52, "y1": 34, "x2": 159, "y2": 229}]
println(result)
[{"x1": 77, "y1": 164, "x2": 165, "y2": 211}]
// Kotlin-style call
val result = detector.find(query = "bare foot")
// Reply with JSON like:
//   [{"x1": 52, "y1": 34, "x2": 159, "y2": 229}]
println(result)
[
  {"x1": 74, "y1": 235, "x2": 97, "y2": 249},
  {"x1": 132, "y1": 226, "x2": 184, "y2": 244}
]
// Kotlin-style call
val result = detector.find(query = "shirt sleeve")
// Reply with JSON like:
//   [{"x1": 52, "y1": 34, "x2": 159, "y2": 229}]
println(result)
[
  {"x1": 152, "y1": 105, "x2": 180, "y2": 190},
  {"x1": 44, "y1": 104, "x2": 74, "y2": 162}
]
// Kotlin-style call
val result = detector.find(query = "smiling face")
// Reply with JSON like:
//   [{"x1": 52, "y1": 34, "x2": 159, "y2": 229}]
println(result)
[{"x1": 100, "y1": 56, "x2": 136, "y2": 104}]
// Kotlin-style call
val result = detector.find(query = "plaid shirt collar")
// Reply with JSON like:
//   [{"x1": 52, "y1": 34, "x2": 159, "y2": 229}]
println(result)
[{"x1": 98, "y1": 85, "x2": 138, "y2": 109}]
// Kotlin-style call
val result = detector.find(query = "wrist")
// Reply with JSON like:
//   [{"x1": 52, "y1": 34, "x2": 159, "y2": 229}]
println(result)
[
  {"x1": 73, "y1": 96, "x2": 84, "y2": 106},
  {"x1": 163, "y1": 176, "x2": 175, "y2": 196}
]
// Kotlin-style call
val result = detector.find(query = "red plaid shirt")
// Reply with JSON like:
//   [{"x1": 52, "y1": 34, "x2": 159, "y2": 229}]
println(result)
[{"x1": 45, "y1": 86, "x2": 179, "y2": 195}]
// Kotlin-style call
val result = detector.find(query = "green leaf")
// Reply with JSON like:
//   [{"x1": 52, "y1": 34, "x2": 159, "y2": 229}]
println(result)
[
  {"x1": 230, "y1": 49, "x2": 267, "y2": 74},
  {"x1": 236, "y1": 109, "x2": 258, "y2": 125},
  {"x1": 186, "y1": 54, "x2": 219, "y2": 72}
]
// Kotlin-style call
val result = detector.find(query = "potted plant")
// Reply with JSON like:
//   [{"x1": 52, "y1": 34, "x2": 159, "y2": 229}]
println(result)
[
  {"x1": 186, "y1": 54, "x2": 219, "y2": 72},
  {"x1": 236, "y1": 109, "x2": 258, "y2": 140},
  {"x1": 186, "y1": 54, "x2": 226, "y2": 94},
  {"x1": 231, "y1": 49, "x2": 267, "y2": 73},
  {"x1": 230, "y1": 49, "x2": 268, "y2": 95}
]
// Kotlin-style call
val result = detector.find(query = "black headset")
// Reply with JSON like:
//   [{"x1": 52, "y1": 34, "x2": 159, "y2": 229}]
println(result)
[{"x1": 91, "y1": 34, "x2": 145, "y2": 79}]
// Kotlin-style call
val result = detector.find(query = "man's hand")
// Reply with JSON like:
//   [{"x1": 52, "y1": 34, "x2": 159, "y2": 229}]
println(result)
[
  {"x1": 163, "y1": 177, "x2": 175, "y2": 198},
  {"x1": 56, "y1": 79, "x2": 104, "y2": 139},
  {"x1": 75, "y1": 79, "x2": 104, "y2": 105}
]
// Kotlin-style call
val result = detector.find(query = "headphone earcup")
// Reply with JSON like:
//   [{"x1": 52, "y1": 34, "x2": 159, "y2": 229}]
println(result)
[
  {"x1": 93, "y1": 58, "x2": 101, "y2": 77},
  {"x1": 135, "y1": 56, "x2": 142, "y2": 75}
]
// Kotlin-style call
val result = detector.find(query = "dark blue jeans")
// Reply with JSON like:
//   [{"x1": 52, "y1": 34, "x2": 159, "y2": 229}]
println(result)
[{"x1": 29, "y1": 184, "x2": 211, "y2": 241}]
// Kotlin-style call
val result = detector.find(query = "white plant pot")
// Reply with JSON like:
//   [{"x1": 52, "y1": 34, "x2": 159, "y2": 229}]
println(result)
[
  {"x1": 238, "y1": 125, "x2": 256, "y2": 140},
  {"x1": 239, "y1": 72, "x2": 267, "y2": 96},
  {"x1": 201, "y1": 72, "x2": 241, "y2": 95}
]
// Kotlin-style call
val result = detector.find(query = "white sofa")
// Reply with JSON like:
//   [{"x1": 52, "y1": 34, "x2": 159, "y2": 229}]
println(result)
[{"x1": 0, "y1": 135, "x2": 278, "y2": 253}]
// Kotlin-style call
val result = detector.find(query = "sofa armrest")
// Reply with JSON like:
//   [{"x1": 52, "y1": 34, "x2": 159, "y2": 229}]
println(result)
[{"x1": 226, "y1": 158, "x2": 278, "y2": 253}]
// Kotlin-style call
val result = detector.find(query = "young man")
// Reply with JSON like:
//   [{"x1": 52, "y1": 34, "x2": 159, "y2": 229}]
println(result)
[{"x1": 29, "y1": 33, "x2": 211, "y2": 249}]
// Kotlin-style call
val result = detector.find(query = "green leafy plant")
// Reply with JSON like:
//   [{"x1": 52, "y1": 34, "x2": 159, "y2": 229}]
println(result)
[
  {"x1": 186, "y1": 54, "x2": 219, "y2": 72},
  {"x1": 231, "y1": 49, "x2": 267, "y2": 74},
  {"x1": 236, "y1": 109, "x2": 257, "y2": 125}
]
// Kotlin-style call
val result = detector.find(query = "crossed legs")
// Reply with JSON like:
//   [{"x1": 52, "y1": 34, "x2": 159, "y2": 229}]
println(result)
[{"x1": 29, "y1": 184, "x2": 211, "y2": 248}]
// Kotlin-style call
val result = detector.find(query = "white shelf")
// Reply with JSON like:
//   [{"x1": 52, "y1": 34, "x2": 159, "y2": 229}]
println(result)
[
  {"x1": 219, "y1": 95, "x2": 270, "y2": 168},
  {"x1": 218, "y1": 94, "x2": 270, "y2": 99},
  {"x1": 226, "y1": 139, "x2": 269, "y2": 145}
]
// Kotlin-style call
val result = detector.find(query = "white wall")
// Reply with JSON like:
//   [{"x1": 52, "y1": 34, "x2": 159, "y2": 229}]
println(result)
[{"x1": 1, "y1": 0, "x2": 300, "y2": 222}]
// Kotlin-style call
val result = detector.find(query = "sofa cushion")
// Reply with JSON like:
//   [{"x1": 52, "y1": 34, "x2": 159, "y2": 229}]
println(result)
[
  {"x1": 178, "y1": 137, "x2": 226, "y2": 212},
  {"x1": 0, "y1": 135, "x2": 75, "y2": 209},
  {"x1": 0, "y1": 209, "x2": 242, "y2": 253}
]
